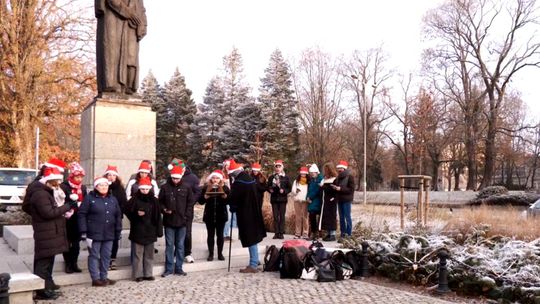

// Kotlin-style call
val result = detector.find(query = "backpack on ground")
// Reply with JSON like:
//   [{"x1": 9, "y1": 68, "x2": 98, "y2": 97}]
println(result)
[
  {"x1": 280, "y1": 247, "x2": 303, "y2": 279},
  {"x1": 331, "y1": 250, "x2": 353, "y2": 280},
  {"x1": 263, "y1": 245, "x2": 281, "y2": 272},
  {"x1": 345, "y1": 250, "x2": 361, "y2": 277}
]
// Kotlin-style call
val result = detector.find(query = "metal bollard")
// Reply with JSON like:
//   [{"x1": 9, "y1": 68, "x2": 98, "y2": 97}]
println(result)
[
  {"x1": 360, "y1": 241, "x2": 370, "y2": 278},
  {"x1": 0, "y1": 273, "x2": 10, "y2": 304},
  {"x1": 436, "y1": 250, "x2": 450, "y2": 293}
]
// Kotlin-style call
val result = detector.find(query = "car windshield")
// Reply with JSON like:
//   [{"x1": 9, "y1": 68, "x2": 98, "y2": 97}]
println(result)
[{"x1": 0, "y1": 170, "x2": 36, "y2": 186}]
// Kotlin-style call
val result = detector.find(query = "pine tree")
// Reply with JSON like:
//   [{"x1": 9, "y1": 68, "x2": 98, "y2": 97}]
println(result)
[
  {"x1": 258, "y1": 49, "x2": 300, "y2": 168},
  {"x1": 215, "y1": 47, "x2": 261, "y2": 163},
  {"x1": 187, "y1": 77, "x2": 226, "y2": 172},
  {"x1": 155, "y1": 68, "x2": 196, "y2": 178}
]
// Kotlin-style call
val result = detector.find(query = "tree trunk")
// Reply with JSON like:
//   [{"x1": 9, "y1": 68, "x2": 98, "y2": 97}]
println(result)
[{"x1": 480, "y1": 108, "x2": 498, "y2": 189}]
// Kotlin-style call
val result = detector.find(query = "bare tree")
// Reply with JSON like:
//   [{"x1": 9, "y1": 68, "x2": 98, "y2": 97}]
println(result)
[
  {"x1": 292, "y1": 48, "x2": 344, "y2": 165},
  {"x1": 342, "y1": 47, "x2": 393, "y2": 190},
  {"x1": 424, "y1": 0, "x2": 540, "y2": 189}
]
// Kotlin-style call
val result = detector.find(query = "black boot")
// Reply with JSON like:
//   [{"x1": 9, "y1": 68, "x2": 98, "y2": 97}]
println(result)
[
  {"x1": 35, "y1": 289, "x2": 59, "y2": 300},
  {"x1": 65, "y1": 262, "x2": 74, "y2": 274},
  {"x1": 207, "y1": 251, "x2": 214, "y2": 261},
  {"x1": 218, "y1": 253, "x2": 225, "y2": 261},
  {"x1": 72, "y1": 262, "x2": 82, "y2": 273}
]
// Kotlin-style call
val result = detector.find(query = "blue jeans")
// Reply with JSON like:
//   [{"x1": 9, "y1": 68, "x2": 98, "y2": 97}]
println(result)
[
  {"x1": 88, "y1": 240, "x2": 113, "y2": 281},
  {"x1": 164, "y1": 227, "x2": 186, "y2": 273},
  {"x1": 338, "y1": 201, "x2": 352, "y2": 236},
  {"x1": 248, "y1": 244, "x2": 259, "y2": 268},
  {"x1": 223, "y1": 206, "x2": 237, "y2": 237}
]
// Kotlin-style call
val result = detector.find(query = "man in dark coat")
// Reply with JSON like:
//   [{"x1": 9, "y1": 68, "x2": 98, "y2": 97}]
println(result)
[
  {"x1": 178, "y1": 164, "x2": 201, "y2": 263},
  {"x1": 227, "y1": 160, "x2": 266, "y2": 273},
  {"x1": 27, "y1": 167, "x2": 73, "y2": 300},
  {"x1": 267, "y1": 159, "x2": 291, "y2": 239},
  {"x1": 158, "y1": 164, "x2": 193, "y2": 277},
  {"x1": 333, "y1": 161, "x2": 356, "y2": 238}
]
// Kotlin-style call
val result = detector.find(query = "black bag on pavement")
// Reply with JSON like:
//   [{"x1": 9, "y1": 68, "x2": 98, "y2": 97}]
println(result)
[
  {"x1": 312, "y1": 257, "x2": 336, "y2": 282},
  {"x1": 331, "y1": 250, "x2": 353, "y2": 280},
  {"x1": 345, "y1": 250, "x2": 361, "y2": 277},
  {"x1": 264, "y1": 245, "x2": 281, "y2": 272},
  {"x1": 280, "y1": 247, "x2": 303, "y2": 279}
]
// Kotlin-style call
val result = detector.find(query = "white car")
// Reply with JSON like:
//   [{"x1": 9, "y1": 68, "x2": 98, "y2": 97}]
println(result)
[
  {"x1": 528, "y1": 198, "x2": 540, "y2": 218},
  {"x1": 0, "y1": 168, "x2": 38, "y2": 204}
]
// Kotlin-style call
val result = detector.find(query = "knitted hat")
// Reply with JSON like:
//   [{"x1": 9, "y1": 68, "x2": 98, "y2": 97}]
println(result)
[
  {"x1": 104, "y1": 165, "x2": 119, "y2": 176},
  {"x1": 206, "y1": 169, "x2": 224, "y2": 182},
  {"x1": 273, "y1": 160, "x2": 284, "y2": 167},
  {"x1": 336, "y1": 160, "x2": 348, "y2": 169},
  {"x1": 138, "y1": 161, "x2": 152, "y2": 173},
  {"x1": 308, "y1": 164, "x2": 320, "y2": 173},
  {"x1": 69, "y1": 162, "x2": 85, "y2": 177},
  {"x1": 227, "y1": 159, "x2": 243, "y2": 173},
  {"x1": 299, "y1": 166, "x2": 309, "y2": 175},
  {"x1": 138, "y1": 176, "x2": 153, "y2": 190},
  {"x1": 170, "y1": 165, "x2": 184, "y2": 179},
  {"x1": 43, "y1": 158, "x2": 66, "y2": 173},
  {"x1": 167, "y1": 158, "x2": 185, "y2": 171},
  {"x1": 93, "y1": 176, "x2": 109, "y2": 188},
  {"x1": 251, "y1": 163, "x2": 261, "y2": 172},
  {"x1": 39, "y1": 167, "x2": 64, "y2": 184}
]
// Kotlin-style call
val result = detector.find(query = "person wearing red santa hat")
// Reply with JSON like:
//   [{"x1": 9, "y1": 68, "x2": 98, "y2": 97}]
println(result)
[
  {"x1": 124, "y1": 176, "x2": 163, "y2": 282},
  {"x1": 26, "y1": 167, "x2": 75, "y2": 300},
  {"x1": 103, "y1": 165, "x2": 128, "y2": 270},
  {"x1": 222, "y1": 158, "x2": 237, "y2": 242},
  {"x1": 291, "y1": 166, "x2": 310, "y2": 239},
  {"x1": 250, "y1": 163, "x2": 267, "y2": 211},
  {"x1": 60, "y1": 162, "x2": 88, "y2": 274},
  {"x1": 332, "y1": 160, "x2": 355, "y2": 240},
  {"x1": 266, "y1": 159, "x2": 292, "y2": 239},
  {"x1": 78, "y1": 176, "x2": 122, "y2": 287},
  {"x1": 158, "y1": 164, "x2": 193, "y2": 277},
  {"x1": 22, "y1": 157, "x2": 67, "y2": 215},
  {"x1": 227, "y1": 159, "x2": 267, "y2": 273},
  {"x1": 199, "y1": 169, "x2": 230, "y2": 261},
  {"x1": 126, "y1": 160, "x2": 160, "y2": 200}
]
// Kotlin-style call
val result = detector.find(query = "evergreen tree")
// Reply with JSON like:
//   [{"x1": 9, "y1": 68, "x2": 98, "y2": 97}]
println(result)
[
  {"x1": 258, "y1": 49, "x2": 300, "y2": 168},
  {"x1": 215, "y1": 47, "x2": 261, "y2": 163},
  {"x1": 155, "y1": 68, "x2": 196, "y2": 178},
  {"x1": 140, "y1": 70, "x2": 162, "y2": 106},
  {"x1": 187, "y1": 77, "x2": 226, "y2": 173}
]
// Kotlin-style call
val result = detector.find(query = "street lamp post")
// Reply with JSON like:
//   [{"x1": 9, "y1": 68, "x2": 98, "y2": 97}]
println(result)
[{"x1": 351, "y1": 75, "x2": 367, "y2": 205}]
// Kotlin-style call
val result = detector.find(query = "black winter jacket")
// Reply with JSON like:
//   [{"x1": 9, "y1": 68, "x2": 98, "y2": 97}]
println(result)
[
  {"x1": 125, "y1": 191, "x2": 163, "y2": 245},
  {"x1": 199, "y1": 184, "x2": 230, "y2": 225},
  {"x1": 159, "y1": 178, "x2": 193, "y2": 228},
  {"x1": 334, "y1": 170, "x2": 355, "y2": 203},
  {"x1": 267, "y1": 174, "x2": 291, "y2": 204}
]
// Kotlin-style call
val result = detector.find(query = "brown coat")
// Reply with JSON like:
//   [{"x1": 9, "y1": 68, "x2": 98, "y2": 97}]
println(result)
[{"x1": 27, "y1": 182, "x2": 71, "y2": 259}]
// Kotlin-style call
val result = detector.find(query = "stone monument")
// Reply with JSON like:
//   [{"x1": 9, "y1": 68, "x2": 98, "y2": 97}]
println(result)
[{"x1": 81, "y1": 0, "x2": 155, "y2": 185}]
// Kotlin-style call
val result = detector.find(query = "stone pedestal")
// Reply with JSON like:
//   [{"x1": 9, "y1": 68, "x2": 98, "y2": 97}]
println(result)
[{"x1": 80, "y1": 97, "x2": 156, "y2": 186}]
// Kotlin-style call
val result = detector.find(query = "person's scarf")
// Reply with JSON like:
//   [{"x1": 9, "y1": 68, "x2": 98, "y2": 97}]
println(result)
[{"x1": 68, "y1": 176, "x2": 84, "y2": 202}]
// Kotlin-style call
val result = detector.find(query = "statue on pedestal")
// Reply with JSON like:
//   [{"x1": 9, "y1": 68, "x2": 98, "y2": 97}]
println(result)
[{"x1": 95, "y1": 0, "x2": 147, "y2": 96}]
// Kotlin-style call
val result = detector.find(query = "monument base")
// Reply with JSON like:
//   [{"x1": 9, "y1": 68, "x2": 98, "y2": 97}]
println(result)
[{"x1": 80, "y1": 96, "x2": 156, "y2": 187}]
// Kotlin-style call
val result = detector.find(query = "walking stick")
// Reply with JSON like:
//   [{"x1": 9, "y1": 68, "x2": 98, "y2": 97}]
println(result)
[{"x1": 227, "y1": 210, "x2": 234, "y2": 272}]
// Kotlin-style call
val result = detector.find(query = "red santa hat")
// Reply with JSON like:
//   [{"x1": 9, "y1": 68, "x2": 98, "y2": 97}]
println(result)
[
  {"x1": 273, "y1": 159, "x2": 284, "y2": 167},
  {"x1": 336, "y1": 160, "x2": 349, "y2": 169},
  {"x1": 251, "y1": 163, "x2": 261, "y2": 172},
  {"x1": 299, "y1": 166, "x2": 309, "y2": 175},
  {"x1": 167, "y1": 158, "x2": 185, "y2": 171},
  {"x1": 104, "y1": 165, "x2": 119, "y2": 176},
  {"x1": 43, "y1": 158, "x2": 66, "y2": 172},
  {"x1": 68, "y1": 162, "x2": 85, "y2": 177},
  {"x1": 206, "y1": 169, "x2": 224, "y2": 182},
  {"x1": 138, "y1": 176, "x2": 153, "y2": 190},
  {"x1": 39, "y1": 167, "x2": 64, "y2": 184},
  {"x1": 93, "y1": 176, "x2": 109, "y2": 188},
  {"x1": 138, "y1": 161, "x2": 152, "y2": 173},
  {"x1": 170, "y1": 165, "x2": 184, "y2": 179},
  {"x1": 227, "y1": 159, "x2": 243, "y2": 173}
]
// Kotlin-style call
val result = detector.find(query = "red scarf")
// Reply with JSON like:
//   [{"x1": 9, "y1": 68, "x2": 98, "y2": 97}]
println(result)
[{"x1": 68, "y1": 177, "x2": 83, "y2": 202}]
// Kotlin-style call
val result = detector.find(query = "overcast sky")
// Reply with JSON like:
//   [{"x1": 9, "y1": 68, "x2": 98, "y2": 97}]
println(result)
[{"x1": 138, "y1": 0, "x2": 540, "y2": 118}]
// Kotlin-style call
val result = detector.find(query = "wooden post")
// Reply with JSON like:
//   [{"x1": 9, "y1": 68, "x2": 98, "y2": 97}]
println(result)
[
  {"x1": 424, "y1": 178, "x2": 430, "y2": 226},
  {"x1": 417, "y1": 178, "x2": 424, "y2": 227},
  {"x1": 400, "y1": 177, "x2": 405, "y2": 230}
]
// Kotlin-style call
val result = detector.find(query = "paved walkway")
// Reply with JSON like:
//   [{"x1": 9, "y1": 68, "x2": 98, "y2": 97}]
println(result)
[{"x1": 36, "y1": 269, "x2": 456, "y2": 304}]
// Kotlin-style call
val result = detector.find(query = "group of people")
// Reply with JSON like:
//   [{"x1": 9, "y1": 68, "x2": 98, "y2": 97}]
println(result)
[{"x1": 23, "y1": 156, "x2": 355, "y2": 300}]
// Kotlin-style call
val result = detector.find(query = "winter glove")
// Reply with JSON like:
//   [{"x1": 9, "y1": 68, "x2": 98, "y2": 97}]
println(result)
[
  {"x1": 69, "y1": 193, "x2": 79, "y2": 201},
  {"x1": 85, "y1": 238, "x2": 93, "y2": 249}
]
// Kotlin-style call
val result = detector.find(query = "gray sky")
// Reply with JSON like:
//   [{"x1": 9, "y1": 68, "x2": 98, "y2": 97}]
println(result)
[{"x1": 139, "y1": 0, "x2": 540, "y2": 118}]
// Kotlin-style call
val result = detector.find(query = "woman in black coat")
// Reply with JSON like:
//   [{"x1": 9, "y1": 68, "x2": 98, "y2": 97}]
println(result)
[
  {"x1": 320, "y1": 162, "x2": 338, "y2": 242},
  {"x1": 199, "y1": 170, "x2": 230, "y2": 261},
  {"x1": 59, "y1": 162, "x2": 87, "y2": 274},
  {"x1": 125, "y1": 177, "x2": 163, "y2": 281},
  {"x1": 104, "y1": 165, "x2": 127, "y2": 270},
  {"x1": 28, "y1": 168, "x2": 73, "y2": 300}
]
